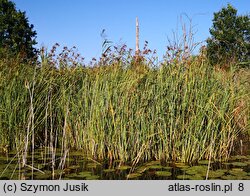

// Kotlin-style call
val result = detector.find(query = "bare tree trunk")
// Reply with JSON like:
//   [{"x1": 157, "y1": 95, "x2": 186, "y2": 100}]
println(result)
[{"x1": 136, "y1": 17, "x2": 139, "y2": 57}]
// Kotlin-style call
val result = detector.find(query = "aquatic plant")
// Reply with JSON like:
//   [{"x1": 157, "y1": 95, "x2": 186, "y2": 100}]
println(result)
[
  {"x1": 127, "y1": 173, "x2": 142, "y2": 179},
  {"x1": 0, "y1": 41, "x2": 249, "y2": 178},
  {"x1": 155, "y1": 171, "x2": 172, "y2": 177}
]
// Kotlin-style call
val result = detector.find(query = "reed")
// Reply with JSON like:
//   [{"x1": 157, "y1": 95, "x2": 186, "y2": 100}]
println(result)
[{"x1": 0, "y1": 48, "x2": 249, "y2": 168}]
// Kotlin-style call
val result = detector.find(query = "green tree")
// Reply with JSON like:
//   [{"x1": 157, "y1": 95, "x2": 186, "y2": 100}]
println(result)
[
  {"x1": 0, "y1": 0, "x2": 37, "y2": 60},
  {"x1": 207, "y1": 4, "x2": 250, "y2": 67}
]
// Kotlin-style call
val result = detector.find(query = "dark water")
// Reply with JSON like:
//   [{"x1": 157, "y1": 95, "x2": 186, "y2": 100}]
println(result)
[{"x1": 0, "y1": 150, "x2": 250, "y2": 180}]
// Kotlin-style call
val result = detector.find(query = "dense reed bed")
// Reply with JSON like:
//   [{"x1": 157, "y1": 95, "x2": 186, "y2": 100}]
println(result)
[{"x1": 0, "y1": 50, "x2": 249, "y2": 167}]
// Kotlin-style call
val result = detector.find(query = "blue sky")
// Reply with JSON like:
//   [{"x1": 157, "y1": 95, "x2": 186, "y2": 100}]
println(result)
[{"x1": 12, "y1": 0, "x2": 250, "y2": 62}]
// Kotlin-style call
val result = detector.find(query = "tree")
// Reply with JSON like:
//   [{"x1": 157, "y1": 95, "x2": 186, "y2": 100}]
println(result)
[
  {"x1": 207, "y1": 4, "x2": 250, "y2": 67},
  {"x1": 0, "y1": 0, "x2": 37, "y2": 60}
]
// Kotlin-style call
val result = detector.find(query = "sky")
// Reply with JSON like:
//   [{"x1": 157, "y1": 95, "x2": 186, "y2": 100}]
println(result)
[{"x1": 12, "y1": 0, "x2": 250, "y2": 62}]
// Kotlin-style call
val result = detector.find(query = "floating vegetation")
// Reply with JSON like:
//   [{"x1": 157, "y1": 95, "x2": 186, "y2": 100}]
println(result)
[
  {"x1": 184, "y1": 166, "x2": 209, "y2": 176},
  {"x1": 174, "y1": 163, "x2": 189, "y2": 168},
  {"x1": 34, "y1": 173, "x2": 51, "y2": 180},
  {"x1": 190, "y1": 166, "x2": 208, "y2": 171},
  {"x1": 68, "y1": 165, "x2": 81, "y2": 170},
  {"x1": 229, "y1": 155, "x2": 248, "y2": 161},
  {"x1": 205, "y1": 171, "x2": 226, "y2": 179},
  {"x1": 85, "y1": 175, "x2": 100, "y2": 180},
  {"x1": 221, "y1": 175, "x2": 239, "y2": 180},
  {"x1": 62, "y1": 177, "x2": 71, "y2": 180},
  {"x1": 127, "y1": 173, "x2": 142, "y2": 179},
  {"x1": 0, "y1": 156, "x2": 8, "y2": 161},
  {"x1": 216, "y1": 169, "x2": 228, "y2": 173},
  {"x1": 116, "y1": 165, "x2": 132, "y2": 170},
  {"x1": 176, "y1": 174, "x2": 190, "y2": 180},
  {"x1": 145, "y1": 161, "x2": 160, "y2": 166},
  {"x1": 0, "y1": 153, "x2": 249, "y2": 180},
  {"x1": 231, "y1": 162, "x2": 248, "y2": 167},
  {"x1": 198, "y1": 160, "x2": 213, "y2": 165},
  {"x1": 148, "y1": 165, "x2": 163, "y2": 170},
  {"x1": 63, "y1": 168, "x2": 72, "y2": 173},
  {"x1": 78, "y1": 171, "x2": 92, "y2": 177},
  {"x1": 1, "y1": 173, "x2": 19, "y2": 180},
  {"x1": 222, "y1": 162, "x2": 232, "y2": 166},
  {"x1": 188, "y1": 175, "x2": 204, "y2": 180},
  {"x1": 103, "y1": 169, "x2": 116, "y2": 173},
  {"x1": 185, "y1": 170, "x2": 198, "y2": 175},
  {"x1": 229, "y1": 170, "x2": 248, "y2": 176},
  {"x1": 242, "y1": 176, "x2": 250, "y2": 180},
  {"x1": 180, "y1": 167, "x2": 191, "y2": 172},
  {"x1": 155, "y1": 171, "x2": 172, "y2": 177},
  {"x1": 66, "y1": 173, "x2": 79, "y2": 179},
  {"x1": 136, "y1": 166, "x2": 148, "y2": 174},
  {"x1": 86, "y1": 163, "x2": 98, "y2": 169},
  {"x1": 54, "y1": 169, "x2": 65, "y2": 175},
  {"x1": 68, "y1": 151, "x2": 86, "y2": 157},
  {"x1": 232, "y1": 168, "x2": 243, "y2": 172},
  {"x1": 177, "y1": 165, "x2": 190, "y2": 170}
]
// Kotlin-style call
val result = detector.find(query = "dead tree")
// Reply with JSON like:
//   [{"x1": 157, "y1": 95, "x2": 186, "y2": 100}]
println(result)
[
  {"x1": 134, "y1": 17, "x2": 144, "y2": 65},
  {"x1": 136, "y1": 17, "x2": 139, "y2": 57}
]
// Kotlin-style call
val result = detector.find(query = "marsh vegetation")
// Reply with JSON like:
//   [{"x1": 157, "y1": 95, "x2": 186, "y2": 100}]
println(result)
[
  {"x1": 0, "y1": 1, "x2": 249, "y2": 180},
  {"x1": 0, "y1": 43, "x2": 249, "y2": 179}
]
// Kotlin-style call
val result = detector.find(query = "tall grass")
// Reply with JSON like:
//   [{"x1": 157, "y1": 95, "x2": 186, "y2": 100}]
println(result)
[{"x1": 0, "y1": 48, "x2": 249, "y2": 167}]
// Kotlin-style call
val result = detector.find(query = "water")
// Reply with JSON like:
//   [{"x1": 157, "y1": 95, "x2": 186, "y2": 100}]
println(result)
[{"x1": 0, "y1": 150, "x2": 250, "y2": 180}]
